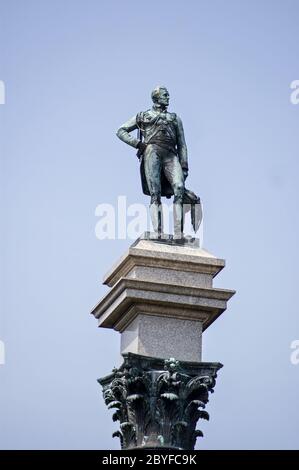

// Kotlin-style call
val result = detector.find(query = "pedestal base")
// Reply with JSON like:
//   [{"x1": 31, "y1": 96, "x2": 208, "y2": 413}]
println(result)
[
  {"x1": 121, "y1": 314, "x2": 202, "y2": 362},
  {"x1": 91, "y1": 234, "x2": 235, "y2": 339}
]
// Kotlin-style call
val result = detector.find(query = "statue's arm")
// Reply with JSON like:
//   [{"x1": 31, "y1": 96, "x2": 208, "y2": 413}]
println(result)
[
  {"x1": 116, "y1": 115, "x2": 140, "y2": 149},
  {"x1": 176, "y1": 116, "x2": 188, "y2": 170}
]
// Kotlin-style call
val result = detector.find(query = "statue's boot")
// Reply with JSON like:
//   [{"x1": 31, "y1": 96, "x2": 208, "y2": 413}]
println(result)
[
  {"x1": 173, "y1": 202, "x2": 184, "y2": 240},
  {"x1": 150, "y1": 203, "x2": 163, "y2": 238}
]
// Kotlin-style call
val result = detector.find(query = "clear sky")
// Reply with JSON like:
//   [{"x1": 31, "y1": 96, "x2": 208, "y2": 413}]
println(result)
[{"x1": 0, "y1": 0, "x2": 299, "y2": 449}]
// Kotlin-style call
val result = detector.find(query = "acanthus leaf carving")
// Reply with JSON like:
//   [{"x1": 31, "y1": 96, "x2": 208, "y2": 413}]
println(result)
[{"x1": 98, "y1": 353, "x2": 222, "y2": 450}]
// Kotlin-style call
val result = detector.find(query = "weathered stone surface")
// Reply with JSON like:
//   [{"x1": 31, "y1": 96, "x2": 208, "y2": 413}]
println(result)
[
  {"x1": 92, "y1": 277, "x2": 233, "y2": 332},
  {"x1": 121, "y1": 314, "x2": 202, "y2": 361},
  {"x1": 103, "y1": 235, "x2": 225, "y2": 288},
  {"x1": 126, "y1": 265, "x2": 213, "y2": 288}
]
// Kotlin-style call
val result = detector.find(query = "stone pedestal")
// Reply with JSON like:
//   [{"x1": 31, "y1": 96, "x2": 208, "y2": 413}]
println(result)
[
  {"x1": 120, "y1": 314, "x2": 203, "y2": 362},
  {"x1": 91, "y1": 234, "x2": 235, "y2": 449},
  {"x1": 91, "y1": 234, "x2": 234, "y2": 362}
]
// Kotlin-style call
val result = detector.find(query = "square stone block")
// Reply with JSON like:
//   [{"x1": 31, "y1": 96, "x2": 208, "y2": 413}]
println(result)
[{"x1": 121, "y1": 314, "x2": 202, "y2": 362}]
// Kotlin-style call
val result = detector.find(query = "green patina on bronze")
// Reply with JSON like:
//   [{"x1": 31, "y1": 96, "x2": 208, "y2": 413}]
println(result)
[
  {"x1": 99, "y1": 353, "x2": 222, "y2": 450},
  {"x1": 116, "y1": 87, "x2": 202, "y2": 239}
]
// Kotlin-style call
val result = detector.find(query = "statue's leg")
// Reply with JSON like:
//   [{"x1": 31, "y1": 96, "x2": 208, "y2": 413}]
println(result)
[
  {"x1": 163, "y1": 154, "x2": 185, "y2": 239},
  {"x1": 143, "y1": 145, "x2": 163, "y2": 236}
]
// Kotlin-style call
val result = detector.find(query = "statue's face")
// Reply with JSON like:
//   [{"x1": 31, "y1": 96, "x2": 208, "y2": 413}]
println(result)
[{"x1": 157, "y1": 88, "x2": 170, "y2": 107}]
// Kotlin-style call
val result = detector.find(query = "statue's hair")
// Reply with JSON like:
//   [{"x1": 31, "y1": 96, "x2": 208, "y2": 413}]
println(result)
[{"x1": 151, "y1": 86, "x2": 168, "y2": 103}]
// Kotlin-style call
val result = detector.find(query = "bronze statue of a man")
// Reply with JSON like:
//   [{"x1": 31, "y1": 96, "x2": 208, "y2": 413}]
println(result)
[{"x1": 116, "y1": 86, "x2": 200, "y2": 239}]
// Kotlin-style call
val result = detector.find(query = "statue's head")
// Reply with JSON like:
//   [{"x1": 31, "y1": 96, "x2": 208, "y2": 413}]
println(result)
[{"x1": 151, "y1": 86, "x2": 169, "y2": 107}]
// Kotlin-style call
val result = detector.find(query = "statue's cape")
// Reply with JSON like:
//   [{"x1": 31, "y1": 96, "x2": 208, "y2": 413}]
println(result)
[
  {"x1": 140, "y1": 158, "x2": 202, "y2": 232},
  {"x1": 140, "y1": 156, "x2": 173, "y2": 197}
]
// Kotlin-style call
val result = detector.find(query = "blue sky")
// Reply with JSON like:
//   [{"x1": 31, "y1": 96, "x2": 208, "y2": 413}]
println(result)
[{"x1": 0, "y1": 0, "x2": 299, "y2": 449}]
